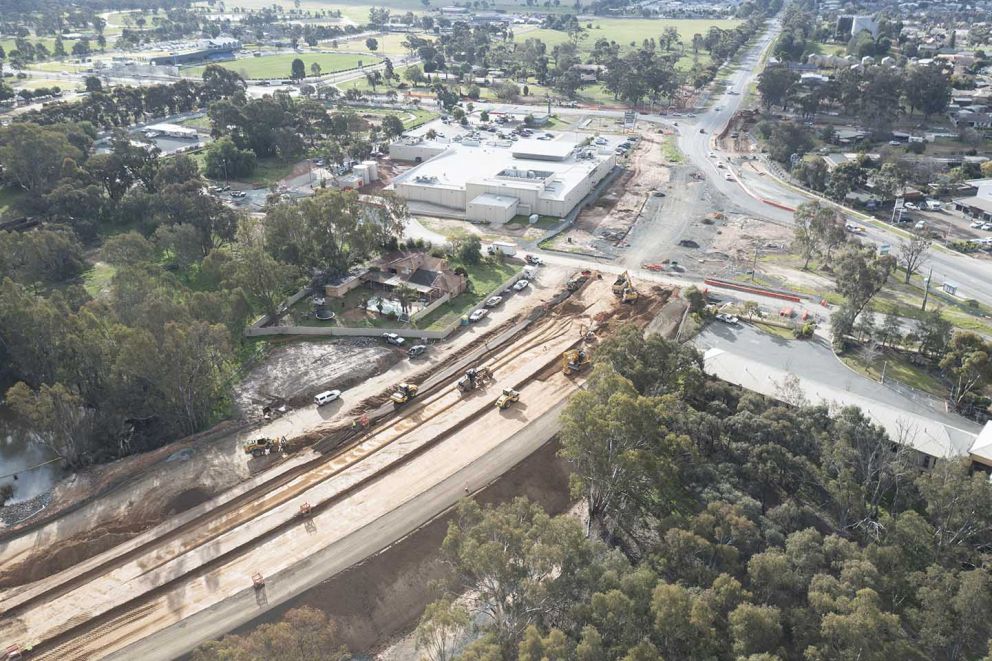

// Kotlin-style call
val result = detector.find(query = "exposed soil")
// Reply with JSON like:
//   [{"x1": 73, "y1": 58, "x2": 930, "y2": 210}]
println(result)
[
  {"x1": 234, "y1": 340, "x2": 399, "y2": 416},
  {"x1": 550, "y1": 131, "x2": 671, "y2": 256},
  {"x1": 226, "y1": 438, "x2": 573, "y2": 656}
]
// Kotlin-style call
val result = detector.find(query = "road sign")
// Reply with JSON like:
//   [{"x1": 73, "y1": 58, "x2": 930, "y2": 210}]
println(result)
[{"x1": 623, "y1": 111, "x2": 636, "y2": 127}]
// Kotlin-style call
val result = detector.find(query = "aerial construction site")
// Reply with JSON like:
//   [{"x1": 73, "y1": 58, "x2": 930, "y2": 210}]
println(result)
[{"x1": 0, "y1": 270, "x2": 681, "y2": 660}]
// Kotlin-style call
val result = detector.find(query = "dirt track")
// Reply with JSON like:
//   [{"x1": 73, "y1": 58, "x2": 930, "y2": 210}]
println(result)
[{"x1": 0, "y1": 275, "x2": 671, "y2": 660}]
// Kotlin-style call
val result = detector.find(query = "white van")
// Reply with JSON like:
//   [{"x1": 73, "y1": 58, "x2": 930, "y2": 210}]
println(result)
[{"x1": 314, "y1": 390, "x2": 341, "y2": 406}]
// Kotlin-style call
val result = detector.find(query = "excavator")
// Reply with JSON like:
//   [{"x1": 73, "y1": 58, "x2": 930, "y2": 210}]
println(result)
[
  {"x1": 562, "y1": 349, "x2": 591, "y2": 376},
  {"x1": 243, "y1": 437, "x2": 283, "y2": 457},
  {"x1": 391, "y1": 383, "x2": 419, "y2": 406},
  {"x1": 612, "y1": 271, "x2": 639, "y2": 304},
  {"x1": 495, "y1": 388, "x2": 520, "y2": 410},
  {"x1": 457, "y1": 367, "x2": 494, "y2": 392}
]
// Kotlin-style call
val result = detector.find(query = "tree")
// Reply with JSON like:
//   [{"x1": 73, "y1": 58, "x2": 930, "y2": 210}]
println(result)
[
  {"x1": 222, "y1": 242, "x2": 294, "y2": 320},
  {"x1": 5, "y1": 382, "x2": 93, "y2": 468},
  {"x1": 204, "y1": 136, "x2": 257, "y2": 180},
  {"x1": 441, "y1": 498, "x2": 596, "y2": 653},
  {"x1": 939, "y1": 333, "x2": 992, "y2": 408},
  {"x1": 904, "y1": 63, "x2": 951, "y2": 118},
  {"x1": 917, "y1": 458, "x2": 992, "y2": 560},
  {"x1": 0, "y1": 123, "x2": 84, "y2": 194},
  {"x1": 806, "y1": 589, "x2": 912, "y2": 661},
  {"x1": 310, "y1": 62, "x2": 321, "y2": 77},
  {"x1": 916, "y1": 308, "x2": 952, "y2": 361},
  {"x1": 366, "y1": 37, "x2": 379, "y2": 52},
  {"x1": 404, "y1": 65, "x2": 425, "y2": 85},
  {"x1": 827, "y1": 159, "x2": 867, "y2": 201},
  {"x1": 455, "y1": 235, "x2": 482, "y2": 265},
  {"x1": 264, "y1": 189, "x2": 405, "y2": 276},
  {"x1": 84, "y1": 75, "x2": 102, "y2": 92},
  {"x1": 192, "y1": 606, "x2": 350, "y2": 660},
  {"x1": 833, "y1": 246, "x2": 896, "y2": 317},
  {"x1": 729, "y1": 603, "x2": 783, "y2": 657},
  {"x1": 0, "y1": 229, "x2": 85, "y2": 285},
  {"x1": 559, "y1": 361, "x2": 692, "y2": 543},
  {"x1": 757, "y1": 66, "x2": 798, "y2": 109},
  {"x1": 793, "y1": 201, "x2": 828, "y2": 269},
  {"x1": 381, "y1": 114, "x2": 404, "y2": 138},
  {"x1": 897, "y1": 230, "x2": 931, "y2": 284},
  {"x1": 416, "y1": 598, "x2": 470, "y2": 661},
  {"x1": 291, "y1": 57, "x2": 306, "y2": 80}
]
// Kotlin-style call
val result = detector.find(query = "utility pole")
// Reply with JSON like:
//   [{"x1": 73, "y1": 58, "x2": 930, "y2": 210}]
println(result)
[
  {"x1": 751, "y1": 246, "x2": 759, "y2": 282},
  {"x1": 921, "y1": 266, "x2": 932, "y2": 311},
  {"x1": 880, "y1": 360, "x2": 887, "y2": 384}
]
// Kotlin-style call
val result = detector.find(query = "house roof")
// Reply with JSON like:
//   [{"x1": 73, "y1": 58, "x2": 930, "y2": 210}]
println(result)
[
  {"x1": 408, "y1": 268, "x2": 440, "y2": 288},
  {"x1": 970, "y1": 421, "x2": 992, "y2": 466}
]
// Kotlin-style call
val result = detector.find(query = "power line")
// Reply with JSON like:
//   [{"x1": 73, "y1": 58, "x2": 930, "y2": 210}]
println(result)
[{"x1": 0, "y1": 456, "x2": 62, "y2": 481}]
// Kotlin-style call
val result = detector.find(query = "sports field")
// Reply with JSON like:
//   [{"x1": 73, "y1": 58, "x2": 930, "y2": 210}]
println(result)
[
  {"x1": 335, "y1": 32, "x2": 433, "y2": 56},
  {"x1": 514, "y1": 18, "x2": 740, "y2": 68},
  {"x1": 184, "y1": 52, "x2": 372, "y2": 79}
]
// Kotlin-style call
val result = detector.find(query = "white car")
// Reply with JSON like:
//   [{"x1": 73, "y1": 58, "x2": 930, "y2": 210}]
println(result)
[
  {"x1": 314, "y1": 390, "x2": 341, "y2": 406},
  {"x1": 382, "y1": 332, "x2": 405, "y2": 346},
  {"x1": 484, "y1": 295, "x2": 503, "y2": 307},
  {"x1": 513, "y1": 279, "x2": 530, "y2": 291},
  {"x1": 716, "y1": 313, "x2": 739, "y2": 325},
  {"x1": 983, "y1": 223, "x2": 992, "y2": 231},
  {"x1": 469, "y1": 308, "x2": 489, "y2": 322},
  {"x1": 905, "y1": 202, "x2": 919, "y2": 210},
  {"x1": 971, "y1": 220, "x2": 984, "y2": 229},
  {"x1": 724, "y1": 172, "x2": 733, "y2": 181}
]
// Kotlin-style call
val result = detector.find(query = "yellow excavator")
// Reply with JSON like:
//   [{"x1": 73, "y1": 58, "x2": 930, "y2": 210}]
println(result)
[
  {"x1": 562, "y1": 349, "x2": 591, "y2": 376},
  {"x1": 495, "y1": 388, "x2": 520, "y2": 410},
  {"x1": 243, "y1": 437, "x2": 282, "y2": 457},
  {"x1": 391, "y1": 383, "x2": 419, "y2": 406},
  {"x1": 612, "y1": 271, "x2": 639, "y2": 303}
]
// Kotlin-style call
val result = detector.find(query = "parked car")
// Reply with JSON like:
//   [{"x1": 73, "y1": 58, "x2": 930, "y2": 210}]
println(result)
[
  {"x1": 513, "y1": 279, "x2": 530, "y2": 291},
  {"x1": 724, "y1": 172, "x2": 733, "y2": 181},
  {"x1": 970, "y1": 220, "x2": 984, "y2": 229},
  {"x1": 716, "y1": 313, "x2": 739, "y2": 325},
  {"x1": 382, "y1": 332, "x2": 405, "y2": 346},
  {"x1": 408, "y1": 345, "x2": 427, "y2": 358},
  {"x1": 314, "y1": 390, "x2": 341, "y2": 406},
  {"x1": 914, "y1": 220, "x2": 926, "y2": 230},
  {"x1": 983, "y1": 223, "x2": 992, "y2": 231},
  {"x1": 524, "y1": 254, "x2": 544, "y2": 265},
  {"x1": 905, "y1": 202, "x2": 919, "y2": 210},
  {"x1": 484, "y1": 295, "x2": 503, "y2": 307},
  {"x1": 469, "y1": 308, "x2": 489, "y2": 322}
]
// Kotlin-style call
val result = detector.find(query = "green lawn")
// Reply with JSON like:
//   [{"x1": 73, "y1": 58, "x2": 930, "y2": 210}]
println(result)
[
  {"x1": 415, "y1": 259, "x2": 519, "y2": 330},
  {"x1": 513, "y1": 18, "x2": 738, "y2": 70},
  {"x1": 178, "y1": 115, "x2": 212, "y2": 130},
  {"x1": 661, "y1": 135, "x2": 682, "y2": 163},
  {"x1": 184, "y1": 52, "x2": 372, "y2": 79},
  {"x1": 335, "y1": 32, "x2": 431, "y2": 56},
  {"x1": 0, "y1": 186, "x2": 25, "y2": 220},
  {"x1": 82, "y1": 262, "x2": 117, "y2": 299},
  {"x1": 840, "y1": 348, "x2": 948, "y2": 398}
]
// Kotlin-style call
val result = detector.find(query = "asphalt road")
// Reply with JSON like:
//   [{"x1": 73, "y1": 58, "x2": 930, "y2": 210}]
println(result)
[{"x1": 694, "y1": 322, "x2": 980, "y2": 457}]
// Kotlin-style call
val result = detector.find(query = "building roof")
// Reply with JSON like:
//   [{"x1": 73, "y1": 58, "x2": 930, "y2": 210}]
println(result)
[
  {"x1": 511, "y1": 139, "x2": 575, "y2": 161},
  {"x1": 470, "y1": 193, "x2": 519, "y2": 209},
  {"x1": 954, "y1": 196, "x2": 992, "y2": 215},
  {"x1": 970, "y1": 421, "x2": 992, "y2": 466}
]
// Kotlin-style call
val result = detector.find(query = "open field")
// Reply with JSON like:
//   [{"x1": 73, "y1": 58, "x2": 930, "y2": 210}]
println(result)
[
  {"x1": 513, "y1": 18, "x2": 740, "y2": 69},
  {"x1": 184, "y1": 52, "x2": 371, "y2": 79},
  {"x1": 335, "y1": 32, "x2": 429, "y2": 56}
]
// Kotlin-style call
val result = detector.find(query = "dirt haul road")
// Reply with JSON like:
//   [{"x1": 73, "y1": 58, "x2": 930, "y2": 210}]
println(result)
[{"x1": 0, "y1": 276, "x2": 663, "y2": 660}]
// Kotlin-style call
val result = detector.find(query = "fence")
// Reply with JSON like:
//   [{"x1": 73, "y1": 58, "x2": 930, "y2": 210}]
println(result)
[{"x1": 411, "y1": 293, "x2": 451, "y2": 323}]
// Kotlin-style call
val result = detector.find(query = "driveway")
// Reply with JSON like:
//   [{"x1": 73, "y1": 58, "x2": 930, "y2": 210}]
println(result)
[{"x1": 693, "y1": 323, "x2": 980, "y2": 458}]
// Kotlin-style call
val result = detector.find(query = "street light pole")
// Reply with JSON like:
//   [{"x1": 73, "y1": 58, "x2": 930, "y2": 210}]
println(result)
[{"x1": 921, "y1": 266, "x2": 932, "y2": 311}]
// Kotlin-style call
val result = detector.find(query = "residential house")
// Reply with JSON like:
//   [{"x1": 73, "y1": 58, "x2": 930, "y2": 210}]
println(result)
[{"x1": 357, "y1": 251, "x2": 468, "y2": 302}]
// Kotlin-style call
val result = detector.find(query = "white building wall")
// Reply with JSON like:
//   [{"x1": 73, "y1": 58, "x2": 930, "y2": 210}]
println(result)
[
  {"x1": 388, "y1": 142, "x2": 447, "y2": 162},
  {"x1": 466, "y1": 198, "x2": 518, "y2": 223},
  {"x1": 394, "y1": 181, "x2": 466, "y2": 209}
]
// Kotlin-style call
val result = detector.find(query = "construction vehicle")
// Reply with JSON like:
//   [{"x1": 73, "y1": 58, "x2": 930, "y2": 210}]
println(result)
[
  {"x1": 562, "y1": 349, "x2": 590, "y2": 375},
  {"x1": 243, "y1": 437, "x2": 282, "y2": 457},
  {"x1": 457, "y1": 367, "x2": 493, "y2": 392},
  {"x1": 391, "y1": 383, "x2": 419, "y2": 405},
  {"x1": 495, "y1": 388, "x2": 520, "y2": 410},
  {"x1": 566, "y1": 269, "x2": 592, "y2": 292},
  {"x1": 5, "y1": 645, "x2": 23, "y2": 661},
  {"x1": 612, "y1": 271, "x2": 639, "y2": 303}
]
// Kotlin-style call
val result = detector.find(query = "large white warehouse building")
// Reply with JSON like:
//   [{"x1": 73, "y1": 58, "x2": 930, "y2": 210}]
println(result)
[{"x1": 389, "y1": 134, "x2": 618, "y2": 223}]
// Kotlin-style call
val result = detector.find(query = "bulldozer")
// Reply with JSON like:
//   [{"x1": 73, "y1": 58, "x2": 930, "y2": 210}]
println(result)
[
  {"x1": 391, "y1": 383, "x2": 419, "y2": 406},
  {"x1": 562, "y1": 349, "x2": 591, "y2": 376},
  {"x1": 612, "y1": 271, "x2": 639, "y2": 304},
  {"x1": 243, "y1": 437, "x2": 282, "y2": 457},
  {"x1": 495, "y1": 387, "x2": 521, "y2": 410},
  {"x1": 457, "y1": 367, "x2": 494, "y2": 392}
]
